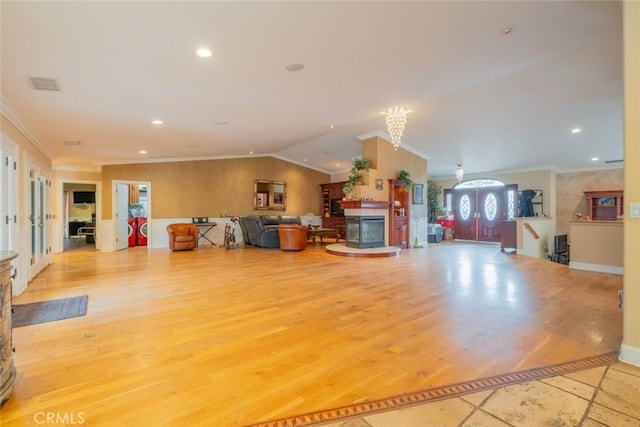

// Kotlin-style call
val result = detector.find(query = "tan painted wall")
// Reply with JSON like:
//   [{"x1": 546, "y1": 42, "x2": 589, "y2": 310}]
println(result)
[
  {"x1": 623, "y1": 0, "x2": 640, "y2": 359},
  {"x1": 101, "y1": 156, "x2": 329, "y2": 219},
  {"x1": 556, "y1": 168, "x2": 624, "y2": 236},
  {"x1": 360, "y1": 136, "x2": 428, "y2": 219},
  {"x1": 431, "y1": 168, "x2": 556, "y2": 220},
  {"x1": 569, "y1": 221, "x2": 624, "y2": 268}
]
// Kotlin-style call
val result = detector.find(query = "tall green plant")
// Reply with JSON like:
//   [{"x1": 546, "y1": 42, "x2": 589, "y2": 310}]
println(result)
[{"x1": 427, "y1": 181, "x2": 442, "y2": 223}]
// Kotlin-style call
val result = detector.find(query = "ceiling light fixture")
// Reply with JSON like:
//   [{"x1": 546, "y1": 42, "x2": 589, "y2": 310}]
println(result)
[
  {"x1": 502, "y1": 26, "x2": 514, "y2": 35},
  {"x1": 152, "y1": 119, "x2": 163, "y2": 125},
  {"x1": 139, "y1": 150, "x2": 147, "y2": 154},
  {"x1": 591, "y1": 157, "x2": 600, "y2": 162},
  {"x1": 455, "y1": 164, "x2": 464, "y2": 182},
  {"x1": 571, "y1": 128, "x2": 582, "y2": 134},
  {"x1": 285, "y1": 63, "x2": 304, "y2": 72},
  {"x1": 196, "y1": 48, "x2": 212, "y2": 58},
  {"x1": 383, "y1": 106, "x2": 411, "y2": 150}
]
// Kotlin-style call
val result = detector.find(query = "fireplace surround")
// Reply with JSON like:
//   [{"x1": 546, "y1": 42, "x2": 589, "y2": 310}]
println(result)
[{"x1": 345, "y1": 216, "x2": 385, "y2": 249}]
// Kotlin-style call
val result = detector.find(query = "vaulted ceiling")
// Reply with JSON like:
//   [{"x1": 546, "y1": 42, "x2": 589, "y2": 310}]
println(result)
[{"x1": 1, "y1": 1, "x2": 623, "y2": 178}]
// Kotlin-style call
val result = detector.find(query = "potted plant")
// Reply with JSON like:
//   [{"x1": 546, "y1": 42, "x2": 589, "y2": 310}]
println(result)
[
  {"x1": 343, "y1": 158, "x2": 371, "y2": 198},
  {"x1": 427, "y1": 181, "x2": 442, "y2": 223},
  {"x1": 352, "y1": 157, "x2": 371, "y2": 173},
  {"x1": 342, "y1": 181, "x2": 355, "y2": 199},
  {"x1": 397, "y1": 170, "x2": 414, "y2": 191}
]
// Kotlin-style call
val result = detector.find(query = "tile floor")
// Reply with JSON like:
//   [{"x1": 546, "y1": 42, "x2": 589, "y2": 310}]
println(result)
[{"x1": 319, "y1": 362, "x2": 640, "y2": 427}]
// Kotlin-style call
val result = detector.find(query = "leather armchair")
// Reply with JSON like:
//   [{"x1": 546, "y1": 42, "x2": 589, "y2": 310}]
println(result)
[
  {"x1": 277, "y1": 224, "x2": 308, "y2": 251},
  {"x1": 166, "y1": 223, "x2": 199, "y2": 251},
  {"x1": 238, "y1": 216, "x2": 280, "y2": 248}
]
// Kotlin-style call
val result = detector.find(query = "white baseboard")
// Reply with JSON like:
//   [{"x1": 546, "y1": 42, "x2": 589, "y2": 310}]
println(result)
[
  {"x1": 569, "y1": 261, "x2": 623, "y2": 275},
  {"x1": 619, "y1": 343, "x2": 640, "y2": 367}
]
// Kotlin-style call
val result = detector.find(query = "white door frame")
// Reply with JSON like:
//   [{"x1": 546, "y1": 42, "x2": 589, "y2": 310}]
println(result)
[
  {"x1": 55, "y1": 178, "x2": 102, "y2": 253},
  {"x1": 112, "y1": 180, "x2": 152, "y2": 251},
  {"x1": 24, "y1": 152, "x2": 52, "y2": 282}
]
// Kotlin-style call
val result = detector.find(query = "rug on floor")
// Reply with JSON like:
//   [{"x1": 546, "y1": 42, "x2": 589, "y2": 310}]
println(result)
[{"x1": 12, "y1": 295, "x2": 88, "y2": 328}]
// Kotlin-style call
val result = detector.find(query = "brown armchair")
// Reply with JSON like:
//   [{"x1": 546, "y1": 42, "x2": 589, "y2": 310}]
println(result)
[
  {"x1": 277, "y1": 224, "x2": 308, "y2": 251},
  {"x1": 167, "y1": 223, "x2": 199, "y2": 251}
]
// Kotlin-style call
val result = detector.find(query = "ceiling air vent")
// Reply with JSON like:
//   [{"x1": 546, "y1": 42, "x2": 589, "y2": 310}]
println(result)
[
  {"x1": 28, "y1": 77, "x2": 61, "y2": 91},
  {"x1": 605, "y1": 159, "x2": 624, "y2": 164}
]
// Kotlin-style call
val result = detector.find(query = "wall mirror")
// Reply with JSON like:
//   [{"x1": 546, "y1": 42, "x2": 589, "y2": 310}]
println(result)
[{"x1": 255, "y1": 180, "x2": 286, "y2": 210}]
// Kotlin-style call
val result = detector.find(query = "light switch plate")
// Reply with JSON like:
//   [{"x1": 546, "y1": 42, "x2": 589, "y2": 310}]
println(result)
[{"x1": 630, "y1": 202, "x2": 640, "y2": 218}]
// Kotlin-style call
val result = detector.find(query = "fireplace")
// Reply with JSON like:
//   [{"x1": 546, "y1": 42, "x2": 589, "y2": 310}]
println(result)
[{"x1": 345, "y1": 216, "x2": 385, "y2": 249}]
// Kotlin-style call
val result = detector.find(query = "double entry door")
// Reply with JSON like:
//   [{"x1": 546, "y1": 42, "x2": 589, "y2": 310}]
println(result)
[{"x1": 452, "y1": 186, "x2": 507, "y2": 243}]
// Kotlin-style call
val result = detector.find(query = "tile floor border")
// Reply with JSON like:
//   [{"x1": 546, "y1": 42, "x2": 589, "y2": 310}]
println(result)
[{"x1": 246, "y1": 352, "x2": 620, "y2": 427}]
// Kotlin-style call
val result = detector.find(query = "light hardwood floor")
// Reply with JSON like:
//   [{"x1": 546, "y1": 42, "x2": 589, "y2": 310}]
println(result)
[{"x1": 3, "y1": 242, "x2": 622, "y2": 426}]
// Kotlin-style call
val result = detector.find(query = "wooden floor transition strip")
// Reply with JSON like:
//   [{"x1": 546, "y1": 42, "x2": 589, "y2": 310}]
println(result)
[{"x1": 246, "y1": 351, "x2": 619, "y2": 427}]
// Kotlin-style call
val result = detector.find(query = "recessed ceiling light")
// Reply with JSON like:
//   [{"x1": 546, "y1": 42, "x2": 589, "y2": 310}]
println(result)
[
  {"x1": 329, "y1": 124, "x2": 335, "y2": 129},
  {"x1": 249, "y1": 151, "x2": 253, "y2": 155},
  {"x1": 152, "y1": 119, "x2": 163, "y2": 125},
  {"x1": 591, "y1": 157, "x2": 600, "y2": 162},
  {"x1": 571, "y1": 128, "x2": 582, "y2": 134},
  {"x1": 502, "y1": 26, "x2": 514, "y2": 35},
  {"x1": 285, "y1": 63, "x2": 304, "y2": 72},
  {"x1": 196, "y1": 48, "x2": 212, "y2": 58},
  {"x1": 139, "y1": 150, "x2": 147, "y2": 154}
]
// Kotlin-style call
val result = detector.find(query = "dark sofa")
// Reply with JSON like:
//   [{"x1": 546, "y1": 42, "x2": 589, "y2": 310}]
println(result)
[{"x1": 238, "y1": 215, "x2": 303, "y2": 248}]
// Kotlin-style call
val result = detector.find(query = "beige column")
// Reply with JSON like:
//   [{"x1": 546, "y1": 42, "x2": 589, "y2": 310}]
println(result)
[{"x1": 621, "y1": 0, "x2": 640, "y2": 366}]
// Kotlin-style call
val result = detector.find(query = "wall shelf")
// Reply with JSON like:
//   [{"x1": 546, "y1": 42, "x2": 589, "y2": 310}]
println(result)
[{"x1": 584, "y1": 190, "x2": 623, "y2": 220}]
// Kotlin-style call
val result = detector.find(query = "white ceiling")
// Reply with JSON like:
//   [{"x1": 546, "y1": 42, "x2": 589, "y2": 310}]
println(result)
[{"x1": 1, "y1": 1, "x2": 623, "y2": 179}]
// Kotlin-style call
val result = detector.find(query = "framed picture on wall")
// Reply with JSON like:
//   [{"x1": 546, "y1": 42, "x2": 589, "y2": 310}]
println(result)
[
  {"x1": 256, "y1": 192, "x2": 268, "y2": 208},
  {"x1": 413, "y1": 184, "x2": 424, "y2": 204},
  {"x1": 273, "y1": 192, "x2": 284, "y2": 205}
]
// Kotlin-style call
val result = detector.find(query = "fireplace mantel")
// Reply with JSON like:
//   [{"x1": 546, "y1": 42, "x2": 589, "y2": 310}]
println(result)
[{"x1": 339, "y1": 200, "x2": 391, "y2": 210}]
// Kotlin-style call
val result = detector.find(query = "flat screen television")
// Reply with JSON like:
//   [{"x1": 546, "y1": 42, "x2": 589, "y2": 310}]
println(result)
[
  {"x1": 331, "y1": 198, "x2": 344, "y2": 217},
  {"x1": 73, "y1": 191, "x2": 95, "y2": 204}
]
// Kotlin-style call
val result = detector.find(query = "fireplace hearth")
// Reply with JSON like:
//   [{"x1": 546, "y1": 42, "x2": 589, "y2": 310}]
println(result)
[{"x1": 345, "y1": 216, "x2": 385, "y2": 249}]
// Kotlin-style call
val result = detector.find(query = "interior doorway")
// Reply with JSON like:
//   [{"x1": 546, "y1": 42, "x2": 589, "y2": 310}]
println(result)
[
  {"x1": 114, "y1": 181, "x2": 151, "y2": 250},
  {"x1": 60, "y1": 181, "x2": 99, "y2": 252},
  {"x1": 446, "y1": 179, "x2": 517, "y2": 243}
]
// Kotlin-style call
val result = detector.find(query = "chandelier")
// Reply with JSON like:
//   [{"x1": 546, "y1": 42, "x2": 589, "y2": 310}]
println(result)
[
  {"x1": 455, "y1": 164, "x2": 464, "y2": 182},
  {"x1": 384, "y1": 106, "x2": 411, "y2": 150}
]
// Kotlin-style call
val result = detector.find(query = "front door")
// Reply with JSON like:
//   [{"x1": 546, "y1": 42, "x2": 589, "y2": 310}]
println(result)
[
  {"x1": 476, "y1": 187, "x2": 503, "y2": 243},
  {"x1": 453, "y1": 188, "x2": 477, "y2": 241},
  {"x1": 452, "y1": 181, "x2": 513, "y2": 243}
]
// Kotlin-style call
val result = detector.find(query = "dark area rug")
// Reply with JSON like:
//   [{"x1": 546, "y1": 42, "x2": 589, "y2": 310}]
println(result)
[{"x1": 12, "y1": 295, "x2": 88, "y2": 328}]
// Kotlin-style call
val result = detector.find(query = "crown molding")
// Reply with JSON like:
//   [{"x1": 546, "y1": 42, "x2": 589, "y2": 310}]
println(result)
[{"x1": 0, "y1": 96, "x2": 53, "y2": 159}]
